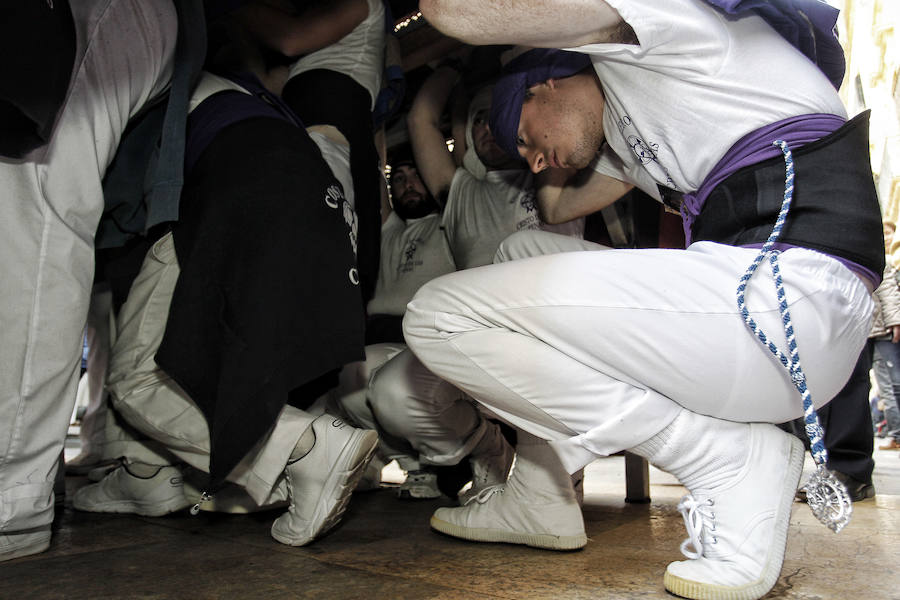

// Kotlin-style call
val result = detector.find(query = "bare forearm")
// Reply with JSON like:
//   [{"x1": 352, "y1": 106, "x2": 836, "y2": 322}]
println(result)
[
  {"x1": 420, "y1": 0, "x2": 623, "y2": 48},
  {"x1": 537, "y1": 167, "x2": 632, "y2": 224},
  {"x1": 407, "y1": 65, "x2": 461, "y2": 199}
]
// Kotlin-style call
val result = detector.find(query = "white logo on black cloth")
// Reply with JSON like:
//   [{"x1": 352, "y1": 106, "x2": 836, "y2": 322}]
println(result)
[{"x1": 323, "y1": 182, "x2": 360, "y2": 286}]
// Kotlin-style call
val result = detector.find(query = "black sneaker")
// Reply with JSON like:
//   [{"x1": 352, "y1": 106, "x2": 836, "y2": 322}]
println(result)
[{"x1": 796, "y1": 470, "x2": 875, "y2": 503}]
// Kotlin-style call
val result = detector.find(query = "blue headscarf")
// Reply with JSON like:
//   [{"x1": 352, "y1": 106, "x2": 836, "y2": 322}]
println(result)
[{"x1": 489, "y1": 49, "x2": 592, "y2": 162}]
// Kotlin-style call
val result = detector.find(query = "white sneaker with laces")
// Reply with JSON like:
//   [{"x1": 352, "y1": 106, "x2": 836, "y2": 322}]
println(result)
[
  {"x1": 270, "y1": 415, "x2": 378, "y2": 546},
  {"x1": 663, "y1": 423, "x2": 805, "y2": 600},
  {"x1": 431, "y1": 436, "x2": 585, "y2": 551},
  {"x1": 73, "y1": 464, "x2": 190, "y2": 517}
]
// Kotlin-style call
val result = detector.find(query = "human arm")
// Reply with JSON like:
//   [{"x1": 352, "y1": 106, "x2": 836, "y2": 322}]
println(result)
[
  {"x1": 419, "y1": 0, "x2": 626, "y2": 48},
  {"x1": 237, "y1": 0, "x2": 368, "y2": 58},
  {"x1": 406, "y1": 64, "x2": 461, "y2": 206},
  {"x1": 535, "y1": 166, "x2": 633, "y2": 224}
]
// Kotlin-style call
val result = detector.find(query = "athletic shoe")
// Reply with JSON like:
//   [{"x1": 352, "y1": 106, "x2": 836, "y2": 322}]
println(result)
[
  {"x1": 0, "y1": 526, "x2": 51, "y2": 562},
  {"x1": 270, "y1": 415, "x2": 378, "y2": 546},
  {"x1": 431, "y1": 439, "x2": 586, "y2": 551},
  {"x1": 663, "y1": 424, "x2": 804, "y2": 600},
  {"x1": 396, "y1": 468, "x2": 442, "y2": 499},
  {"x1": 879, "y1": 438, "x2": 900, "y2": 450},
  {"x1": 72, "y1": 464, "x2": 190, "y2": 517}
]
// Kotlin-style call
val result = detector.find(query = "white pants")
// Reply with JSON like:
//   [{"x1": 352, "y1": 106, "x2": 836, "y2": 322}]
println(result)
[
  {"x1": 106, "y1": 233, "x2": 315, "y2": 506},
  {"x1": 368, "y1": 347, "x2": 490, "y2": 466},
  {"x1": 404, "y1": 231, "x2": 874, "y2": 473},
  {"x1": 0, "y1": 1, "x2": 176, "y2": 532},
  {"x1": 364, "y1": 232, "x2": 609, "y2": 467}
]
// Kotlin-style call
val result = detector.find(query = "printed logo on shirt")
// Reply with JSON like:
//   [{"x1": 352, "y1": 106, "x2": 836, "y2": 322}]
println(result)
[
  {"x1": 519, "y1": 189, "x2": 537, "y2": 213},
  {"x1": 400, "y1": 237, "x2": 425, "y2": 273},
  {"x1": 617, "y1": 115, "x2": 678, "y2": 191}
]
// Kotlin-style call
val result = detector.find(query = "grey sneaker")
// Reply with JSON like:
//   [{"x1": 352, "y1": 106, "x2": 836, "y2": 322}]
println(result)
[
  {"x1": 270, "y1": 415, "x2": 378, "y2": 546},
  {"x1": 73, "y1": 464, "x2": 190, "y2": 517},
  {"x1": 397, "y1": 468, "x2": 442, "y2": 499}
]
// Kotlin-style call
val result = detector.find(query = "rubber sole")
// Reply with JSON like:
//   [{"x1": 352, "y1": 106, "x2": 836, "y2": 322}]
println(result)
[
  {"x1": 663, "y1": 433, "x2": 805, "y2": 600},
  {"x1": 430, "y1": 514, "x2": 587, "y2": 551},
  {"x1": 73, "y1": 493, "x2": 190, "y2": 517}
]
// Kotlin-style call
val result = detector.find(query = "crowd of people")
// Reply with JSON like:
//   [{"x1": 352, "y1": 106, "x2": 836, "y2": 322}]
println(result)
[{"x1": 1, "y1": 1, "x2": 892, "y2": 599}]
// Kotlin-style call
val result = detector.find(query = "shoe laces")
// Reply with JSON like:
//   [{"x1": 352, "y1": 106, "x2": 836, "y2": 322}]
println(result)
[
  {"x1": 677, "y1": 494, "x2": 717, "y2": 559},
  {"x1": 464, "y1": 484, "x2": 504, "y2": 506}
]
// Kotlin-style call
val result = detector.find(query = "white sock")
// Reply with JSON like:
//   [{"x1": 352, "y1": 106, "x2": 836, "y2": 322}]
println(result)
[
  {"x1": 630, "y1": 409, "x2": 749, "y2": 494},
  {"x1": 287, "y1": 426, "x2": 316, "y2": 463},
  {"x1": 124, "y1": 462, "x2": 169, "y2": 478}
]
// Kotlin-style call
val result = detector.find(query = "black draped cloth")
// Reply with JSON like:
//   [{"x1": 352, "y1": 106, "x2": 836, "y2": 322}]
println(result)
[{"x1": 157, "y1": 109, "x2": 365, "y2": 488}]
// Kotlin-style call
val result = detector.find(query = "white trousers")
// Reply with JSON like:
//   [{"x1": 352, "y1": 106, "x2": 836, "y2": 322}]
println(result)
[
  {"x1": 106, "y1": 233, "x2": 313, "y2": 506},
  {"x1": 368, "y1": 347, "x2": 490, "y2": 466},
  {"x1": 0, "y1": 1, "x2": 176, "y2": 532},
  {"x1": 404, "y1": 231, "x2": 874, "y2": 473}
]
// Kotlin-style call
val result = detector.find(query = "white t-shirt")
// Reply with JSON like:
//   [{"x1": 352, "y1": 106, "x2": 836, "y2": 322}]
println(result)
[
  {"x1": 288, "y1": 0, "x2": 386, "y2": 110},
  {"x1": 443, "y1": 168, "x2": 584, "y2": 270},
  {"x1": 366, "y1": 212, "x2": 457, "y2": 316},
  {"x1": 569, "y1": 0, "x2": 846, "y2": 200}
]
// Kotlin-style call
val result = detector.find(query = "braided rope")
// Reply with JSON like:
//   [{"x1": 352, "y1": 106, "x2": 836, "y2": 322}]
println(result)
[{"x1": 735, "y1": 140, "x2": 828, "y2": 466}]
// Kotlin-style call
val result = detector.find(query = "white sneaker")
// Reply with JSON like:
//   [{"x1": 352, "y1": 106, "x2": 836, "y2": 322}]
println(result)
[
  {"x1": 663, "y1": 424, "x2": 805, "y2": 600},
  {"x1": 431, "y1": 438, "x2": 586, "y2": 551},
  {"x1": 431, "y1": 484, "x2": 586, "y2": 551},
  {"x1": 0, "y1": 526, "x2": 51, "y2": 562},
  {"x1": 397, "y1": 468, "x2": 442, "y2": 499},
  {"x1": 73, "y1": 464, "x2": 190, "y2": 517},
  {"x1": 270, "y1": 415, "x2": 378, "y2": 546}
]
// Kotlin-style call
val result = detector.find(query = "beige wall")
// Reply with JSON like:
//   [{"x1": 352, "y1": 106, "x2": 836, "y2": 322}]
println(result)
[{"x1": 834, "y1": 0, "x2": 900, "y2": 257}]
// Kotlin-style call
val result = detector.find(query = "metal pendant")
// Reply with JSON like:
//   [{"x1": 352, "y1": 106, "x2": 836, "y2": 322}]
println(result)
[{"x1": 804, "y1": 464, "x2": 852, "y2": 533}]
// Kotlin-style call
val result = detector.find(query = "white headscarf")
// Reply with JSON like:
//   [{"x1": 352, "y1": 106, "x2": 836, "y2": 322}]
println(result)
[{"x1": 462, "y1": 85, "x2": 493, "y2": 180}]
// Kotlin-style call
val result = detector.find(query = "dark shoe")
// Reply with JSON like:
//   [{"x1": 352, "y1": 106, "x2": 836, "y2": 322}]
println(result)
[{"x1": 796, "y1": 470, "x2": 875, "y2": 503}]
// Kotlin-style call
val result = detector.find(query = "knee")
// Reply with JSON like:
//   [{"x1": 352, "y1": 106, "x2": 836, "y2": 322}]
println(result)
[
  {"x1": 368, "y1": 351, "x2": 444, "y2": 436},
  {"x1": 493, "y1": 230, "x2": 534, "y2": 264}
]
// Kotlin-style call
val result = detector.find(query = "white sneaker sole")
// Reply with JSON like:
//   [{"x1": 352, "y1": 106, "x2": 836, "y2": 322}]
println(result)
[
  {"x1": 663, "y1": 432, "x2": 805, "y2": 600},
  {"x1": 430, "y1": 514, "x2": 587, "y2": 551},
  {"x1": 271, "y1": 429, "x2": 378, "y2": 546},
  {"x1": 73, "y1": 493, "x2": 190, "y2": 517}
]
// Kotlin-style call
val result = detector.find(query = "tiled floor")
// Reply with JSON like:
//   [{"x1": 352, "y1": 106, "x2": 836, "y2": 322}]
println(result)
[{"x1": 2, "y1": 444, "x2": 899, "y2": 599}]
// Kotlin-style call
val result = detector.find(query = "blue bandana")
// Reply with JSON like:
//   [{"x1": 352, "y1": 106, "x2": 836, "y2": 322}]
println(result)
[{"x1": 489, "y1": 49, "x2": 592, "y2": 162}]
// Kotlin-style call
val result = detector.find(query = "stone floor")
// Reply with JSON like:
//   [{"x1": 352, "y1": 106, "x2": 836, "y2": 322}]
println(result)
[{"x1": 2, "y1": 442, "x2": 899, "y2": 599}]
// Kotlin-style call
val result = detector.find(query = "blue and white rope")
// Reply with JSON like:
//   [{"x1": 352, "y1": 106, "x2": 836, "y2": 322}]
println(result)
[{"x1": 735, "y1": 140, "x2": 828, "y2": 466}]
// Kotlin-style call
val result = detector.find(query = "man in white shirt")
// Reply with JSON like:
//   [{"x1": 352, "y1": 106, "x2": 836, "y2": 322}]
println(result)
[{"x1": 402, "y1": 1, "x2": 882, "y2": 598}]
